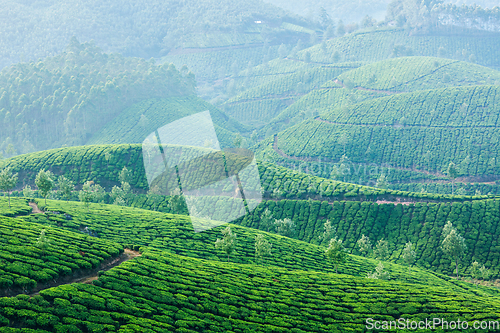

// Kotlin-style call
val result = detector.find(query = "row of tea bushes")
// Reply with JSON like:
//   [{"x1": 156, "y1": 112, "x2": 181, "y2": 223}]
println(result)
[
  {"x1": 1, "y1": 248, "x2": 500, "y2": 332},
  {"x1": 0, "y1": 214, "x2": 122, "y2": 294}
]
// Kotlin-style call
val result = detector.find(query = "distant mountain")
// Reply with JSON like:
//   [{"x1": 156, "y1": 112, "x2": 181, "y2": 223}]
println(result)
[
  {"x1": 263, "y1": 0, "x2": 390, "y2": 24},
  {"x1": 0, "y1": 0, "x2": 313, "y2": 69}
]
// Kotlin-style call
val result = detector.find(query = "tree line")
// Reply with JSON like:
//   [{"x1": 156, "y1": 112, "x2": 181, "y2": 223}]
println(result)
[{"x1": 0, "y1": 166, "x2": 136, "y2": 210}]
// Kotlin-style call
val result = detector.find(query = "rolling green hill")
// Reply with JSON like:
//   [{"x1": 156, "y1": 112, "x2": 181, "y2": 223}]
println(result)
[
  {"x1": 259, "y1": 56, "x2": 500, "y2": 137},
  {"x1": 0, "y1": 213, "x2": 122, "y2": 296},
  {"x1": 220, "y1": 63, "x2": 360, "y2": 127},
  {"x1": 237, "y1": 198, "x2": 500, "y2": 277},
  {"x1": 86, "y1": 97, "x2": 248, "y2": 148},
  {"x1": 257, "y1": 84, "x2": 500, "y2": 185},
  {"x1": 0, "y1": 40, "x2": 248, "y2": 157},
  {"x1": 2, "y1": 144, "x2": 500, "y2": 279},
  {"x1": 3, "y1": 247, "x2": 500, "y2": 332},
  {"x1": 335, "y1": 56, "x2": 500, "y2": 92},
  {"x1": 299, "y1": 27, "x2": 500, "y2": 69},
  {"x1": 2, "y1": 198, "x2": 500, "y2": 332},
  {"x1": 10, "y1": 198, "x2": 498, "y2": 287},
  {"x1": 2, "y1": 144, "x2": 491, "y2": 203}
]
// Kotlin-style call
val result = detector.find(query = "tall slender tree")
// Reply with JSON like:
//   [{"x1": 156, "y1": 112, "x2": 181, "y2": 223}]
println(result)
[
  {"x1": 446, "y1": 162, "x2": 459, "y2": 194},
  {"x1": 0, "y1": 167, "x2": 18, "y2": 208},
  {"x1": 215, "y1": 226, "x2": 237, "y2": 262},
  {"x1": 402, "y1": 241, "x2": 416, "y2": 274},
  {"x1": 325, "y1": 237, "x2": 347, "y2": 273},
  {"x1": 57, "y1": 176, "x2": 75, "y2": 201},
  {"x1": 441, "y1": 222, "x2": 466, "y2": 277},
  {"x1": 255, "y1": 234, "x2": 272, "y2": 264},
  {"x1": 35, "y1": 170, "x2": 54, "y2": 205}
]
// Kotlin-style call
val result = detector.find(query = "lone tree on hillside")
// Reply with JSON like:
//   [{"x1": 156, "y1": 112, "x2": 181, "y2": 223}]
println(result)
[
  {"x1": 57, "y1": 176, "x2": 75, "y2": 201},
  {"x1": 35, "y1": 170, "x2": 54, "y2": 205},
  {"x1": 325, "y1": 237, "x2": 347, "y2": 273},
  {"x1": 441, "y1": 221, "x2": 466, "y2": 278},
  {"x1": 338, "y1": 134, "x2": 349, "y2": 154},
  {"x1": 215, "y1": 226, "x2": 237, "y2": 262},
  {"x1": 356, "y1": 234, "x2": 371, "y2": 257},
  {"x1": 367, "y1": 262, "x2": 390, "y2": 280},
  {"x1": 320, "y1": 219, "x2": 336, "y2": 245},
  {"x1": 373, "y1": 239, "x2": 389, "y2": 260},
  {"x1": 260, "y1": 208, "x2": 273, "y2": 232},
  {"x1": 0, "y1": 167, "x2": 18, "y2": 208},
  {"x1": 79, "y1": 181, "x2": 96, "y2": 210},
  {"x1": 375, "y1": 174, "x2": 389, "y2": 189},
  {"x1": 471, "y1": 261, "x2": 480, "y2": 284},
  {"x1": 402, "y1": 241, "x2": 416, "y2": 274},
  {"x1": 255, "y1": 234, "x2": 272, "y2": 264},
  {"x1": 35, "y1": 229, "x2": 50, "y2": 256},
  {"x1": 274, "y1": 218, "x2": 295, "y2": 237},
  {"x1": 446, "y1": 162, "x2": 459, "y2": 194},
  {"x1": 119, "y1": 166, "x2": 133, "y2": 185}
]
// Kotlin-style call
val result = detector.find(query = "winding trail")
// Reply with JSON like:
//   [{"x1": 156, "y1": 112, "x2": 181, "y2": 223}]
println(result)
[
  {"x1": 26, "y1": 249, "x2": 141, "y2": 297},
  {"x1": 29, "y1": 202, "x2": 43, "y2": 214}
]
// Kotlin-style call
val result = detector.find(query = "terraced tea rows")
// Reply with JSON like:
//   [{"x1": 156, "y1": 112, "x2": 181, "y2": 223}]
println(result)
[
  {"x1": 12, "y1": 199, "x2": 474, "y2": 287},
  {"x1": 0, "y1": 214, "x2": 122, "y2": 295},
  {"x1": 267, "y1": 85, "x2": 500, "y2": 181},
  {"x1": 237, "y1": 198, "x2": 500, "y2": 277},
  {"x1": 2, "y1": 248, "x2": 500, "y2": 332}
]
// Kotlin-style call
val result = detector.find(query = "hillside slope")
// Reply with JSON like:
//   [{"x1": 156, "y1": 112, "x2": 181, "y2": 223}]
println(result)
[
  {"x1": 2, "y1": 247, "x2": 500, "y2": 332},
  {"x1": 0, "y1": 213, "x2": 122, "y2": 296},
  {"x1": 0, "y1": 0, "x2": 309, "y2": 67},
  {"x1": 260, "y1": 56, "x2": 500, "y2": 137},
  {"x1": 12, "y1": 198, "x2": 495, "y2": 287},
  {"x1": 87, "y1": 97, "x2": 248, "y2": 148},
  {"x1": 220, "y1": 63, "x2": 360, "y2": 127},
  {"x1": 301, "y1": 27, "x2": 500, "y2": 69},
  {"x1": 2, "y1": 144, "x2": 489, "y2": 203},
  {"x1": 257, "y1": 85, "x2": 500, "y2": 184}
]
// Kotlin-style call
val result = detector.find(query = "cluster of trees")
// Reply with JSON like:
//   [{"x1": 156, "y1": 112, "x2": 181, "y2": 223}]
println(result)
[
  {"x1": 0, "y1": 165, "x2": 135, "y2": 210},
  {"x1": 386, "y1": 0, "x2": 500, "y2": 31}
]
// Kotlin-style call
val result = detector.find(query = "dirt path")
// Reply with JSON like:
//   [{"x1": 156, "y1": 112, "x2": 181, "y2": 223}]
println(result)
[
  {"x1": 29, "y1": 202, "x2": 43, "y2": 214},
  {"x1": 314, "y1": 116, "x2": 500, "y2": 130},
  {"x1": 27, "y1": 249, "x2": 141, "y2": 297},
  {"x1": 376, "y1": 200, "x2": 413, "y2": 205},
  {"x1": 333, "y1": 79, "x2": 399, "y2": 95}
]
